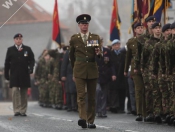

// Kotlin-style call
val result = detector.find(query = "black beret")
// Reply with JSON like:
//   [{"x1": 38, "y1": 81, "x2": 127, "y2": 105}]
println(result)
[
  {"x1": 14, "y1": 33, "x2": 23, "y2": 39},
  {"x1": 76, "y1": 14, "x2": 91, "y2": 24},
  {"x1": 162, "y1": 23, "x2": 171, "y2": 32},
  {"x1": 145, "y1": 16, "x2": 156, "y2": 22},
  {"x1": 151, "y1": 22, "x2": 161, "y2": 29},
  {"x1": 170, "y1": 22, "x2": 175, "y2": 29},
  {"x1": 133, "y1": 22, "x2": 143, "y2": 29}
]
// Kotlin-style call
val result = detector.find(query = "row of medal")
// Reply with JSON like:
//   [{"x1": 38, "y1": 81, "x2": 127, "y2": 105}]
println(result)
[{"x1": 86, "y1": 40, "x2": 99, "y2": 47}]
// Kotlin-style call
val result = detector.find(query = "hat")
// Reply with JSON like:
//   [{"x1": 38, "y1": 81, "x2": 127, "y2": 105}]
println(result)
[
  {"x1": 112, "y1": 39, "x2": 120, "y2": 46},
  {"x1": 170, "y1": 22, "x2": 175, "y2": 29},
  {"x1": 145, "y1": 16, "x2": 156, "y2": 22},
  {"x1": 151, "y1": 22, "x2": 161, "y2": 29},
  {"x1": 162, "y1": 23, "x2": 171, "y2": 32},
  {"x1": 76, "y1": 14, "x2": 91, "y2": 24},
  {"x1": 14, "y1": 33, "x2": 23, "y2": 39},
  {"x1": 133, "y1": 22, "x2": 143, "y2": 29}
]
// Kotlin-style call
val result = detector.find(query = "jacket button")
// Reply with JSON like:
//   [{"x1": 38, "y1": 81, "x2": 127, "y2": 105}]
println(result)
[
  {"x1": 86, "y1": 61, "x2": 88, "y2": 63},
  {"x1": 86, "y1": 51, "x2": 87, "y2": 52},
  {"x1": 86, "y1": 56, "x2": 88, "y2": 57}
]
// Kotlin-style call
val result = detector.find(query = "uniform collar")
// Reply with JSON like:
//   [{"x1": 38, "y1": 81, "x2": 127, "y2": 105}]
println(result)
[
  {"x1": 15, "y1": 44, "x2": 22, "y2": 49},
  {"x1": 80, "y1": 32, "x2": 89, "y2": 38}
]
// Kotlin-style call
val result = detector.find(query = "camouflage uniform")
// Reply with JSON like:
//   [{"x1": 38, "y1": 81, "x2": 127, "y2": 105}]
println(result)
[
  {"x1": 165, "y1": 35, "x2": 175, "y2": 118},
  {"x1": 35, "y1": 58, "x2": 52, "y2": 105},
  {"x1": 152, "y1": 37, "x2": 169, "y2": 115},
  {"x1": 134, "y1": 31, "x2": 152, "y2": 117},
  {"x1": 48, "y1": 50, "x2": 63, "y2": 109},
  {"x1": 141, "y1": 36, "x2": 160, "y2": 116}
]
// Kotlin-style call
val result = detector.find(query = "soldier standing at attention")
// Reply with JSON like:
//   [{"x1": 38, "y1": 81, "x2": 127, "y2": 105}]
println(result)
[
  {"x1": 134, "y1": 16, "x2": 156, "y2": 119},
  {"x1": 141, "y1": 22, "x2": 162, "y2": 122},
  {"x1": 124, "y1": 22, "x2": 144, "y2": 121},
  {"x1": 165, "y1": 22, "x2": 175, "y2": 125},
  {"x1": 69, "y1": 14, "x2": 102, "y2": 129},
  {"x1": 151, "y1": 23, "x2": 171, "y2": 123},
  {"x1": 4, "y1": 33, "x2": 35, "y2": 116}
]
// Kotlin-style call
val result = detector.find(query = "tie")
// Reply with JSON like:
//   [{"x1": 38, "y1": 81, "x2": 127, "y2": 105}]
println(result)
[{"x1": 83, "y1": 34, "x2": 87, "y2": 44}]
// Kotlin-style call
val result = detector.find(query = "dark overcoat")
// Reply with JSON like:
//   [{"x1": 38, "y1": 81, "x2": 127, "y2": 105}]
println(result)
[{"x1": 4, "y1": 44, "x2": 35, "y2": 88}]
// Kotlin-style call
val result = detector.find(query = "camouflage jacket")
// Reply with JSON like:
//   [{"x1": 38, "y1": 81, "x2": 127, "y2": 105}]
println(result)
[
  {"x1": 141, "y1": 36, "x2": 160, "y2": 71},
  {"x1": 151, "y1": 36, "x2": 167, "y2": 75},
  {"x1": 35, "y1": 58, "x2": 53, "y2": 83},
  {"x1": 134, "y1": 30, "x2": 152, "y2": 70},
  {"x1": 165, "y1": 35, "x2": 175, "y2": 75}
]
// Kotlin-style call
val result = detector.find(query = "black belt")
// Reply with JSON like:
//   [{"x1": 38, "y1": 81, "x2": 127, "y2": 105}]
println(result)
[{"x1": 76, "y1": 57, "x2": 95, "y2": 62}]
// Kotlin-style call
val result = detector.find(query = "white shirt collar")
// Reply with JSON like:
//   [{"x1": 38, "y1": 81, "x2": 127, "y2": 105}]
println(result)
[{"x1": 15, "y1": 44, "x2": 22, "y2": 48}]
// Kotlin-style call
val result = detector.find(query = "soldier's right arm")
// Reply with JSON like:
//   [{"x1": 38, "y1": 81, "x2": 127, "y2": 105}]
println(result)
[
  {"x1": 69, "y1": 35, "x2": 76, "y2": 69},
  {"x1": 134, "y1": 40, "x2": 142, "y2": 70},
  {"x1": 124, "y1": 39, "x2": 132, "y2": 73}
]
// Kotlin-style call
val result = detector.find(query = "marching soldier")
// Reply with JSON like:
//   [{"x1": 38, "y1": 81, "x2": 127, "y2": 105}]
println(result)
[
  {"x1": 69, "y1": 14, "x2": 102, "y2": 129},
  {"x1": 152, "y1": 23, "x2": 172, "y2": 123},
  {"x1": 124, "y1": 22, "x2": 144, "y2": 121},
  {"x1": 134, "y1": 16, "x2": 156, "y2": 119},
  {"x1": 165, "y1": 22, "x2": 175, "y2": 125},
  {"x1": 141, "y1": 22, "x2": 162, "y2": 122}
]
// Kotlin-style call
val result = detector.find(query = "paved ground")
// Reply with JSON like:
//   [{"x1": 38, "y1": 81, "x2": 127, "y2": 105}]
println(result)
[{"x1": 0, "y1": 102, "x2": 174, "y2": 132}]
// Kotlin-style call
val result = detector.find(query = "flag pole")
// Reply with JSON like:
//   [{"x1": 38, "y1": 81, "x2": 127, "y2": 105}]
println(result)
[{"x1": 164, "y1": 0, "x2": 167, "y2": 24}]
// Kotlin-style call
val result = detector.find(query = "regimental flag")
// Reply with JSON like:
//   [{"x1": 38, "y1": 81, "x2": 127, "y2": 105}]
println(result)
[
  {"x1": 153, "y1": 0, "x2": 171, "y2": 22},
  {"x1": 52, "y1": 0, "x2": 61, "y2": 47},
  {"x1": 142, "y1": 0, "x2": 150, "y2": 26},
  {"x1": 110, "y1": 0, "x2": 121, "y2": 41},
  {"x1": 129, "y1": 0, "x2": 142, "y2": 34}
]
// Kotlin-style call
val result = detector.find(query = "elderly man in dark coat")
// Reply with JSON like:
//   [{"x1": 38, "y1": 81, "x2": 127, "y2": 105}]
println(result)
[
  {"x1": 110, "y1": 39, "x2": 127, "y2": 113},
  {"x1": 4, "y1": 33, "x2": 35, "y2": 116}
]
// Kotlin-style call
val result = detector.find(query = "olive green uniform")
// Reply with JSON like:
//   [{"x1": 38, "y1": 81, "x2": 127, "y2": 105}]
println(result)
[
  {"x1": 69, "y1": 32, "x2": 101, "y2": 124},
  {"x1": 124, "y1": 37, "x2": 144, "y2": 116}
]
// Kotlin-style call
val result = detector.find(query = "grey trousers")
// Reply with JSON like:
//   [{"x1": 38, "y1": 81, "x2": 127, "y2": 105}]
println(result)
[
  {"x1": 12, "y1": 87, "x2": 28, "y2": 114},
  {"x1": 96, "y1": 83, "x2": 108, "y2": 115}
]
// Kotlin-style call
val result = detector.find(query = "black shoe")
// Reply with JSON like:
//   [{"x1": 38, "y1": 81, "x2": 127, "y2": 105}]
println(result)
[
  {"x1": 155, "y1": 115, "x2": 162, "y2": 124},
  {"x1": 102, "y1": 114, "x2": 107, "y2": 118},
  {"x1": 56, "y1": 104, "x2": 62, "y2": 110},
  {"x1": 169, "y1": 116, "x2": 175, "y2": 125},
  {"x1": 20, "y1": 113, "x2": 27, "y2": 116},
  {"x1": 67, "y1": 108, "x2": 72, "y2": 112},
  {"x1": 88, "y1": 123, "x2": 96, "y2": 129},
  {"x1": 145, "y1": 114, "x2": 154, "y2": 122},
  {"x1": 173, "y1": 120, "x2": 175, "y2": 126},
  {"x1": 135, "y1": 115, "x2": 143, "y2": 121},
  {"x1": 78, "y1": 119, "x2": 87, "y2": 128},
  {"x1": 165, "y1": 115, "x2": 171, "y2": 124},
  {"x1": 96, "y1": 113, "x2": 102, "y2": 117},
  {"x1": 14, "y1": 112, "x2": 21, "y2": 116}
]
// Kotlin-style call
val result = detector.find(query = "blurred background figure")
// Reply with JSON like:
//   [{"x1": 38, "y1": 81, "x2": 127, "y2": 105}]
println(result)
[
  {"x1": 61, "y1": 47, "x2": 77, "y2": 112},
  {"x1": 96, "y1": 37, "x2": 111, "y2": 117}
]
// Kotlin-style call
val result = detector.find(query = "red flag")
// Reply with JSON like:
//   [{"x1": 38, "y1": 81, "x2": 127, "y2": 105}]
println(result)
[{"x1": 52, "y1": 0, "x2": 61, "y2": 46}]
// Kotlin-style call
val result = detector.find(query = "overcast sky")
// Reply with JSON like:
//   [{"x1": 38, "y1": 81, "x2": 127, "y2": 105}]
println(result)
[{"x1": 33, "y1": 0, "x2": 55, "y2": 14}]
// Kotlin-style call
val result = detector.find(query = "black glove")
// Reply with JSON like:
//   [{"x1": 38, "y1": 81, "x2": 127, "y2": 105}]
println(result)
[{"x1": 28, "y1": 69, "x2": 33, "y2": 74}]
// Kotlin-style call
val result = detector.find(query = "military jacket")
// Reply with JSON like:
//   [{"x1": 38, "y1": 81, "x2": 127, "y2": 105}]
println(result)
[
  {"x1": 141, "y1": 36, "x2": 160, "y2": 70},
  {"x1": 69, "y1": 32, "x2": 101, "y2": 79},
  {"x1": 124, "y1": 37, "x2": 141, "y2": 75}
]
